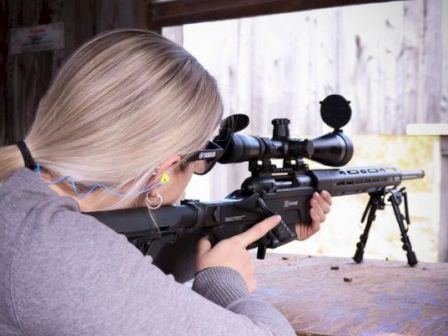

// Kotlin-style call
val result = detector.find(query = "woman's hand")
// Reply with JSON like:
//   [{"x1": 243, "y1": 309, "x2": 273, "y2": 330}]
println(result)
[
  {"x1": 196, "y1": 215, "x2": 282, "y2": 293},
  {"x1": 296, "y1": 190, "x2": 332, "y2": 240}
]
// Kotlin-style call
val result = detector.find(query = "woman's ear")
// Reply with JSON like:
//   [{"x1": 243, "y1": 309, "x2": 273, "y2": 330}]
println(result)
[
  {"x1": 152, "y1": 155, "x2": 195, "y2": 205},
  {"x1": 149, "y1": 155, "x2": 181, "y2": 186},
  {"x1": 146, "y1": 156, "x2": 181, "y2": 203},
  {"x1": 157, "y1": 155, "x2": 181, "y2": 174}
]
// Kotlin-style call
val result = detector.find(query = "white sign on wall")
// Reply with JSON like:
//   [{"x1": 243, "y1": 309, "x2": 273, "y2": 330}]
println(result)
[{"x1": 9, "y1": 22, "x2": 64, "y2": 55}]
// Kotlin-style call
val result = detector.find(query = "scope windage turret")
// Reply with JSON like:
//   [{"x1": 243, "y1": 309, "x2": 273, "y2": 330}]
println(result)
[{"x1": 214, "y1": 95, "x2": 354, "y2": 167}]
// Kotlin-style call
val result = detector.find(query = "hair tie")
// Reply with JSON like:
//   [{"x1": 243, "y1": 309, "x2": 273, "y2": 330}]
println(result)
[{"x1": 16, "y1": 140, "x2": 37, "y2": 170}]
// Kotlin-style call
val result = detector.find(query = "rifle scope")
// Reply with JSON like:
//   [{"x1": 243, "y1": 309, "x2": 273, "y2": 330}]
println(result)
[{"x1": 214, "y1": 95, "x2": 354, "y2": 167}]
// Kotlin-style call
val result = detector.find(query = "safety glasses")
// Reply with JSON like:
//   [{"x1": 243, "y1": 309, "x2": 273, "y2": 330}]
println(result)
[{"x1": 181, "y1": 141, "x2": 224, "y2": 175}]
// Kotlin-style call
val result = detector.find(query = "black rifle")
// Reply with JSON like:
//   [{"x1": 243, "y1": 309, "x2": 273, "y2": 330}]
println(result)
[{"x1": 91, "y1": 95, "x2": 424, "y2": 266}]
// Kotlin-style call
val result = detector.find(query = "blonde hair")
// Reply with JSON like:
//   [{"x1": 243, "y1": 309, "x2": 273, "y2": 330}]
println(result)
[{"x1": 0, "y1": 29, "x2": 223, "y2": 208}]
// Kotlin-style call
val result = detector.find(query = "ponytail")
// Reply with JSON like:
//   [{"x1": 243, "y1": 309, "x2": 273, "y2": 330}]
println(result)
[{"x1": 0, "y1": 145, "x2": 25, "y2": 181}]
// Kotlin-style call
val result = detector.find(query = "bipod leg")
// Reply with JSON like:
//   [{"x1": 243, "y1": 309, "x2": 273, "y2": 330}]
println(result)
[
  {"x1": 353, "y1": 193, "x2": 382, "y2": 263},
  {"x1": 388, "y1": 188, "x2": 418, "y2": 266}
]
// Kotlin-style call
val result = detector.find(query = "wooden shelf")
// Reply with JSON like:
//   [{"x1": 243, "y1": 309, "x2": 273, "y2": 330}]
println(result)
[{"x1": 406, "y1": 124, "x2": 448, "y2": 136}]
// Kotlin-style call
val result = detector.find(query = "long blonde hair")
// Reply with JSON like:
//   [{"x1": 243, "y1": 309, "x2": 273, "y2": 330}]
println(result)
[{"x1": 0, "y1": 29, "x2": 223, "y2": 208}]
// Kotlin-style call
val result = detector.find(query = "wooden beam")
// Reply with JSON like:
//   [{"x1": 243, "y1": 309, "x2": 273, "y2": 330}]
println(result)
[{"x1": 147, "y1": 0, "x2": 403, "y2": 29}]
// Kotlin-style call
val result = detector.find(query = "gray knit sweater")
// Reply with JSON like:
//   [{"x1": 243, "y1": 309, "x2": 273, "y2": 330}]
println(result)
[{"x1": 0, "y1": 168, "x2": 294, "y2": 336}]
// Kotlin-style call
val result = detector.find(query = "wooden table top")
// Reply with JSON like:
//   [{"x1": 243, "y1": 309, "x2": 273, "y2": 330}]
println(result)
[{"x1": 254, "y1": 254, "x2": 448, "y2": 336}]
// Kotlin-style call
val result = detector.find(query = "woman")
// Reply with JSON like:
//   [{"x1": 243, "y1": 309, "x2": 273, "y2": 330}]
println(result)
[{"x1": 0, "y1": 29, "x2": 332, "y2": 335}]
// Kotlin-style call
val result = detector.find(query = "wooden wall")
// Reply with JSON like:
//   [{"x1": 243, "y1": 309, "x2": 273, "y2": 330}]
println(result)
[
  {"x1": 1, "y1": 0, "x2": 445, "y2": 143},
  {"x1": 179, "y1": 0, "x2": 447, "y2": 136},
  {"x1": 0, "y1": 0, "x2": 145, "y2": 146}
]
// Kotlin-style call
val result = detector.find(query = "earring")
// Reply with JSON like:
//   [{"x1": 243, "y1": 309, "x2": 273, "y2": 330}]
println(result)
[{"x1": 145, "y1": 192, "x2": 163, "y2": 210}]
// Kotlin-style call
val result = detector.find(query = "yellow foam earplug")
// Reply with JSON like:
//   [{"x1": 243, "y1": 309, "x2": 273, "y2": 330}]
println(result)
[{"x1": 160, "y1": 172, "x2": 170, "y2": 185}]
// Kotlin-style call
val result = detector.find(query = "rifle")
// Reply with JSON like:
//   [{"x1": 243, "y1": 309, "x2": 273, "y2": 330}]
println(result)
[{"x1": 91, "y1": 95, "x2": 424, "y2": 266}]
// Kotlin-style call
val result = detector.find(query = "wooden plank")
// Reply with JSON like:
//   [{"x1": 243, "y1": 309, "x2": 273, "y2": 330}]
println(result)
[
  {"x1": 49, "y1": 0, "x2": 65, "y2": 76},
  {"x1": 443, "y1": 0, "x2": 448, "y2": 125},
  {"x1": 62, "y1": 0, "x2": 77, "y2": 58},
  {"x1": 137, "y1": 0, "x2": 149, "y2": 29},
  {"x1": 74, "y1": 0, "x2": 96, "y2": 46},
  {"x1": 7, "y1": 0, "x2": 54, "y2": 144},
  {"x1": 439, "y1": 136, "x2": 448, "y2": 261},
  {"x1": 97, "y1": 0, "x2": 140, "y2": 33},
  {"x1": 147, "y1": 0, "x2": 404, "y2": 29},
  {"x1": 0, "y1": 0, "x2": 8, "y2": 145},
  {"x1": 254, "y1": 254, "x2": 448, "y2": 336},
  {"x1": 417, "y1": 0, "x2": 444, "y2": 124}
]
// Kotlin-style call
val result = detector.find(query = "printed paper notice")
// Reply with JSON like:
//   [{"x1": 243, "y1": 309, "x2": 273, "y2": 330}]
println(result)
[{"x1": 10, "y1": 23, "x2": 64, "y2": 55}]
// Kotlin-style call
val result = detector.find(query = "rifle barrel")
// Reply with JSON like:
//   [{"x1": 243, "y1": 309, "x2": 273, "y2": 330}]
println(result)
[
  {"x1": 401, "y1": 169, "x2": 425, "y2": 180},
  {"x1": 309, "y1": 166, "x2": 425, "y2": 197}
]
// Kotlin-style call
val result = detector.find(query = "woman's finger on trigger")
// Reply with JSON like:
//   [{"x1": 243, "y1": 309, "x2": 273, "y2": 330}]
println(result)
[
  {"x1": 236, "y1": 215, "x2": 281, "y2": 247},
  {"x1": 197, "y1": 237, "x2": 212, "y2": 256}
]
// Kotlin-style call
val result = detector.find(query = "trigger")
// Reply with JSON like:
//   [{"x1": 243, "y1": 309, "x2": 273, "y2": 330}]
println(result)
[
  {"x1": 257, "y1": 243, "x2": 267, "y2": 259},
  {"x1": 207, "y1": 233, "x2": 218, "y2": 247}
]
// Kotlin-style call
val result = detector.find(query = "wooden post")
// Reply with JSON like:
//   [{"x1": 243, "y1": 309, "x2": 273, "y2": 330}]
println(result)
[
  {"x1": 439, "y1": 135, "x2": 448, "y2": 262},
  {"x1": 146, "y1": 0, "x2": 162, "y2": 34}
]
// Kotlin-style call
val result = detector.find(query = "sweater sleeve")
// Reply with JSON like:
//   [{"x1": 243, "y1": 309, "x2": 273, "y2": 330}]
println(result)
[{"x1": 10, "y1": 206, "x2": 295, "y2": 336}]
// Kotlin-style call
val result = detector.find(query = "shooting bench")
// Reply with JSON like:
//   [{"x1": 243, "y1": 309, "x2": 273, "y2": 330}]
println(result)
[{"x1": 254, "y1": 254, "x2": 448, "y2": 336}]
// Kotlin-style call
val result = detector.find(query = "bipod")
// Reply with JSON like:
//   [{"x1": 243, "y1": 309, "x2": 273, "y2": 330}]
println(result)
[{"x1": 353, "y1": 187, "x2": 418, "y2": 266}]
